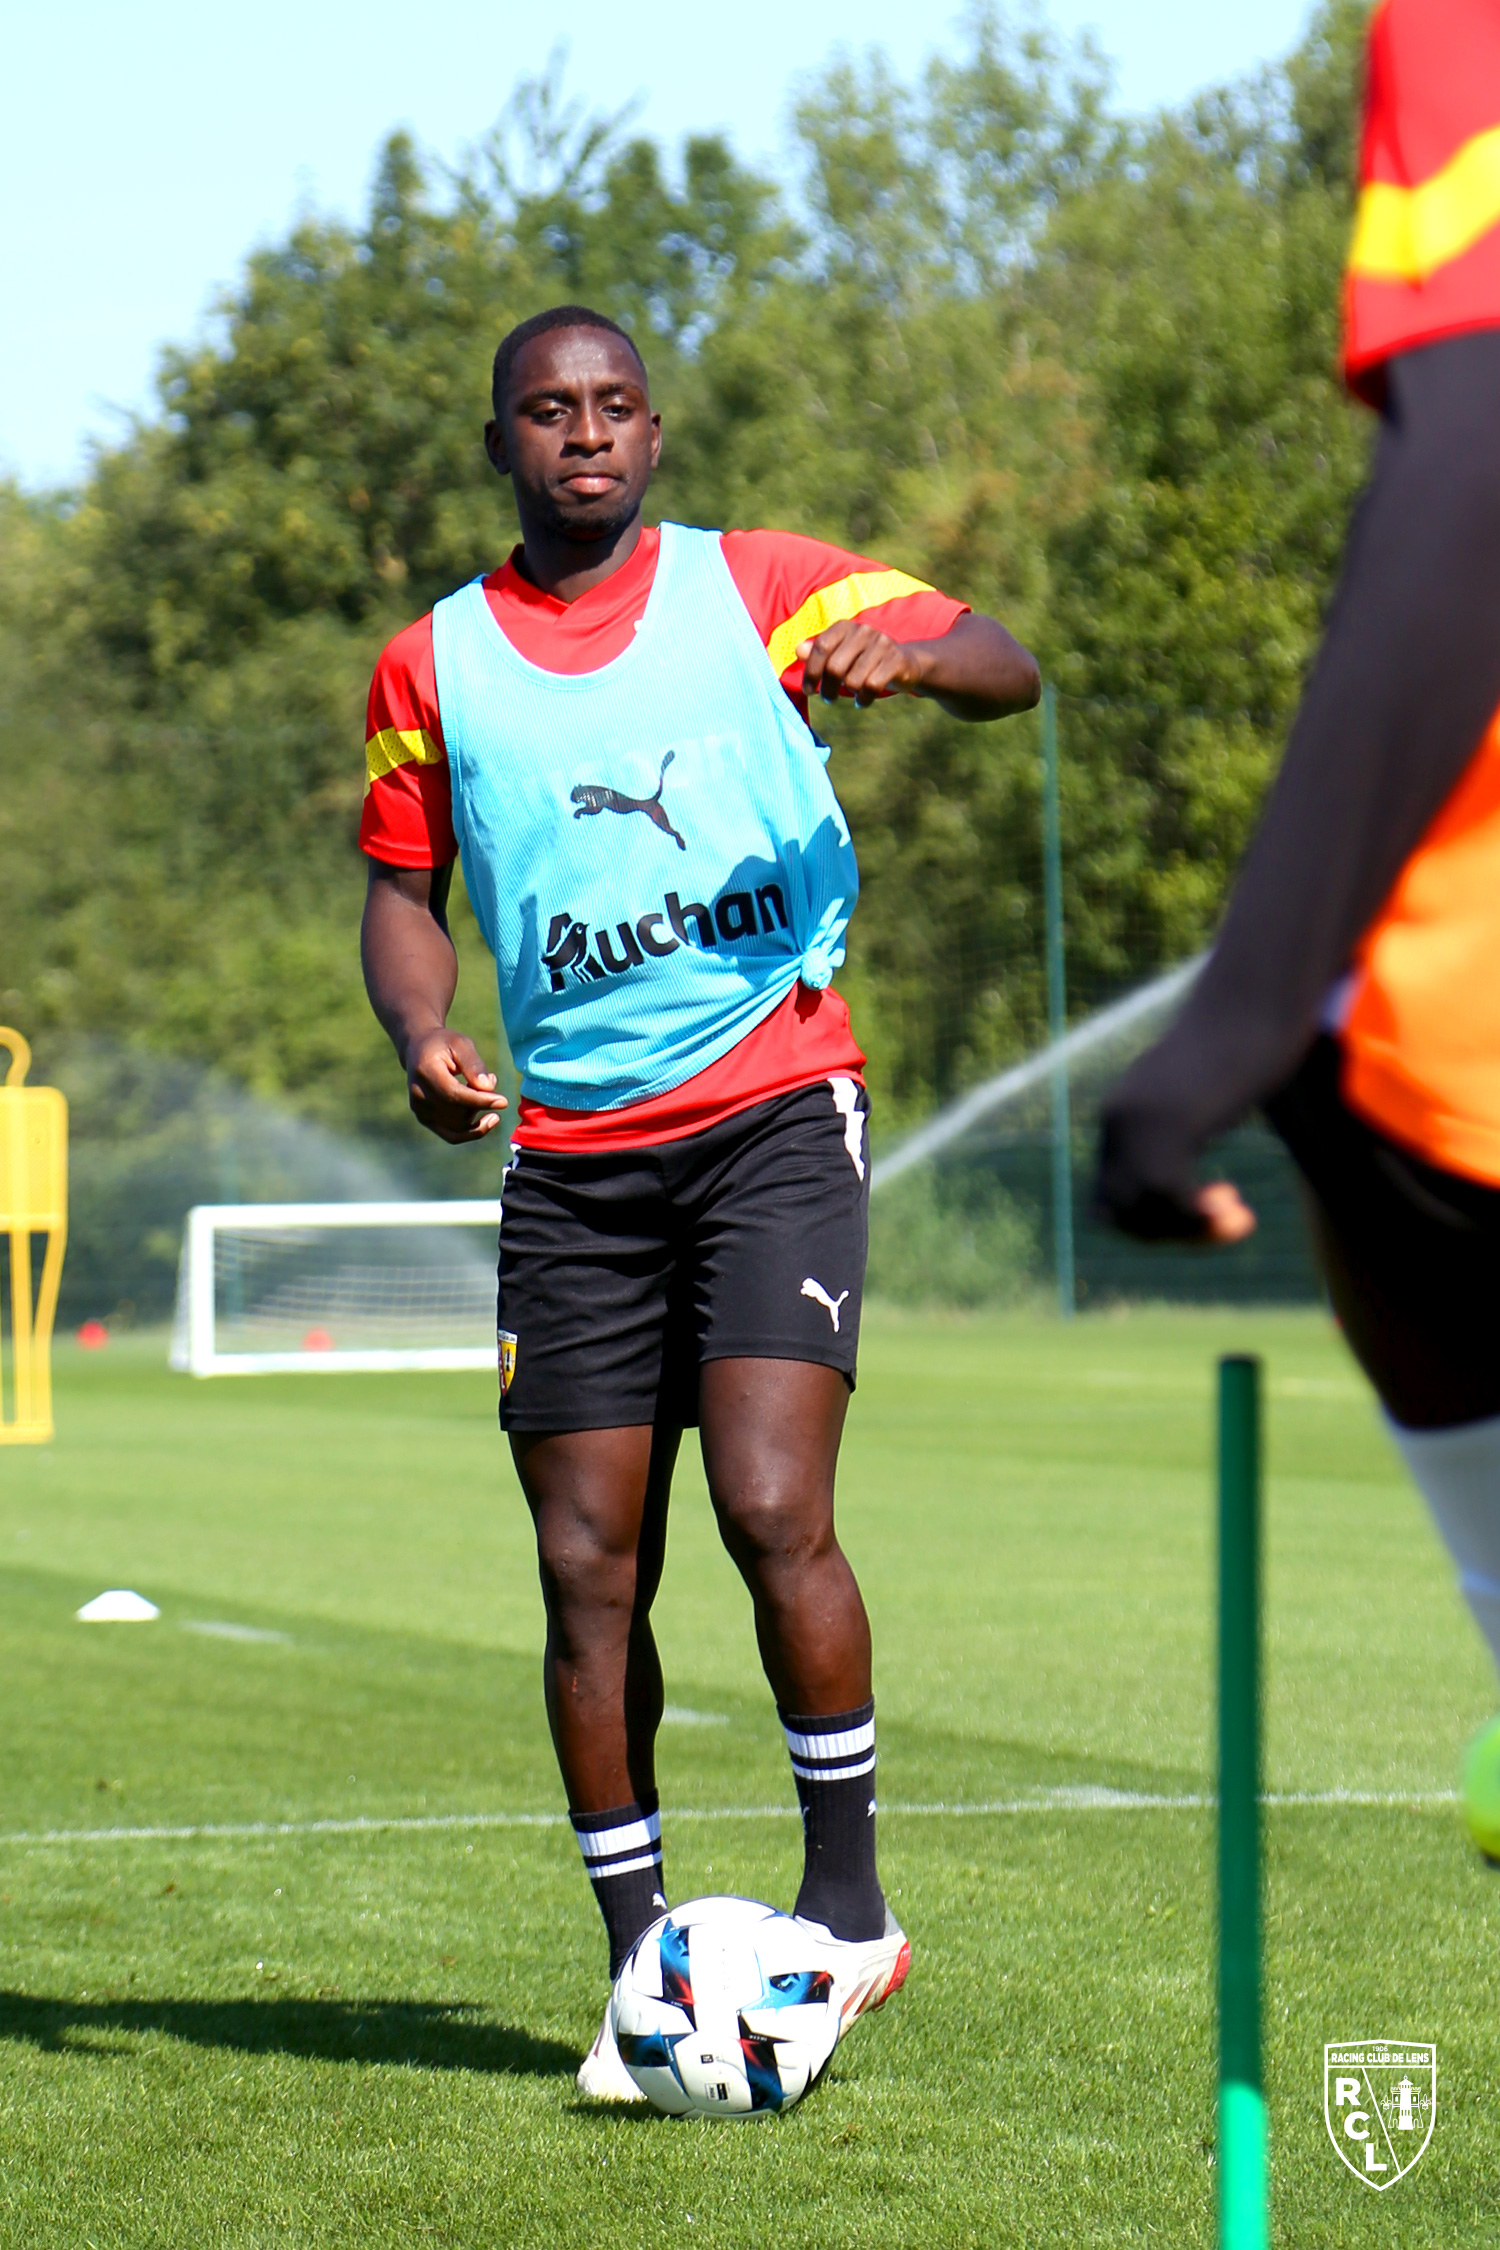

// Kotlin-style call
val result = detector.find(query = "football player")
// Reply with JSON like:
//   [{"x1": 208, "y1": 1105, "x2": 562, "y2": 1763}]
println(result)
[
  {"x1": 360, "y1": 304, "x2": 1040, "y2": 2093},
  {"x1": 1097, "y1": 0, "x2": 1500, "y2": 1861}
]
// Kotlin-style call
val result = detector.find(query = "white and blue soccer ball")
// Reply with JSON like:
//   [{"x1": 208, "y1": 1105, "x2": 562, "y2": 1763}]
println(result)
[{"x1": 610, "y1": 1895, "x2": 840, "y2": 2117}]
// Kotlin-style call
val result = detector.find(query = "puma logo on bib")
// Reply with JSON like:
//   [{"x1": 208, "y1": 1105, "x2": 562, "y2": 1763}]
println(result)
[{"x1": 571, "y1": 751, "x2": 687, "y2": 850}]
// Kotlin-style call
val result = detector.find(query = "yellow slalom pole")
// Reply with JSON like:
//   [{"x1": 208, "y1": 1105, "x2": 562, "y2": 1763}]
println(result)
[{"x1": 0, "y1": 1029, "x2": 68, "y2": 1444}]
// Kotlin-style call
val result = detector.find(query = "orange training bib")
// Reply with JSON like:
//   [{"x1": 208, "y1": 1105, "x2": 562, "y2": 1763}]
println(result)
[{"x1": 1342, "y1": 702, "x2": 1500, "y2": 1183}]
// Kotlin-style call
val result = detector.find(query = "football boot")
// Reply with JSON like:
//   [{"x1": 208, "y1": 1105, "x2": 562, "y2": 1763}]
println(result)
[
  {"x1": 793, "y1": 1904, "x2": 911, "y2": 2033},
  {"x1": 576, "y1": 2002, "x2": 647, "y2": 2103}
]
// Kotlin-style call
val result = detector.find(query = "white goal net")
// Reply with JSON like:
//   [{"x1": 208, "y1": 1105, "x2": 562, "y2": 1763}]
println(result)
[{"x1": 169, "y1": 1201, "x2": 503, "y2": 1376}]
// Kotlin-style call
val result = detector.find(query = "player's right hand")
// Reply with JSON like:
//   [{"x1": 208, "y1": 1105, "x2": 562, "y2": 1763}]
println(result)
[
  {"x1": 404, "y1": 1028, "x2": 507, "y2": 1144},
  {"x1": 1096, "y1": 1102, "x2": 1258, "y2": 1244},
  {"x1": 1195, "y1": 1180, "x2": 1257, "y2": 1245},
  {"x1": 1097, "y1": 1168, "x2": 1258, "y2": 1244}
]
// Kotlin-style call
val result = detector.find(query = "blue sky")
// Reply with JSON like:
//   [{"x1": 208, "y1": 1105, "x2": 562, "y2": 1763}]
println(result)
[{"x1": 4, "y1": 1, "x2": 1315, "y2": 488}]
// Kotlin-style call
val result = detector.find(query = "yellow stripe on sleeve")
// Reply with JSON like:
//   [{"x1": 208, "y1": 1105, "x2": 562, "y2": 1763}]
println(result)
[
  {"x1": 764, "y1": 570, "x2": 937, "y2": 682},
  {"x1": 364, "y1": 726, "x2": 445, "y2": 793},
  {"x1": 1349, "y1": 123, "x2": 1500, "y2": 285}
]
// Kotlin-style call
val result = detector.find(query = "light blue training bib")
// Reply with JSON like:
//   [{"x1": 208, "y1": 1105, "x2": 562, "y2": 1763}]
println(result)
[{"x1": 430, "y1": 522, "x2": 860, "y2": 1110}]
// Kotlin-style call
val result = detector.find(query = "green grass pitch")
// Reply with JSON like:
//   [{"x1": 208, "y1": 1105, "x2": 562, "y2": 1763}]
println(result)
[{"x1": 2, "y1": 1306, "x2": 1499, "y2": 2246}]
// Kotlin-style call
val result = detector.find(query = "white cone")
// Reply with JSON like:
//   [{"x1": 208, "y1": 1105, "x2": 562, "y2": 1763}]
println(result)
[{"x1": 76, "y1": 1590, "x2": 159, "y2": 1622}]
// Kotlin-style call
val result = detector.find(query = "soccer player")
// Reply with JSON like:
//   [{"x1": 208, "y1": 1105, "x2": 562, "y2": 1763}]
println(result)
[
  {"x1": 1096, "y1": 0, "x2": 1500, "y2": 1859},
  {"x1": 359, "y1": 304, "x2": 1040, "y2": 2095}
]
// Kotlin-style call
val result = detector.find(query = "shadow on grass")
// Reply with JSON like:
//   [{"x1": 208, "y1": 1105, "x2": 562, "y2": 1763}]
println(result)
[{"x1": 0, "y1": 1991, "x2": 578, "y2": 2078}]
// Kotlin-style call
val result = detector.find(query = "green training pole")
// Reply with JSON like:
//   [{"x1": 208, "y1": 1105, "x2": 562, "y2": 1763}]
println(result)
[
  {"x1": 1217, "y1": 1355, "x2": 1267, "y2": 2250},
  {"x1": 1040, "y1": 684, "x2": 1074, "y2": 1319}
]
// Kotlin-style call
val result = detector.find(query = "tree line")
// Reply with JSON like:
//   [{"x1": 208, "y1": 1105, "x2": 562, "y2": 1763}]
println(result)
[{"x1": 0, "y1": 2, "x2": 1371, "y2": 1141}]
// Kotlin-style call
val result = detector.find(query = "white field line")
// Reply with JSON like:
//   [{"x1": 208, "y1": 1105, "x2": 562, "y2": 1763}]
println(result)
[{"x1": 0, "y1": 1787, "x2": 1458, "y2": 1850}]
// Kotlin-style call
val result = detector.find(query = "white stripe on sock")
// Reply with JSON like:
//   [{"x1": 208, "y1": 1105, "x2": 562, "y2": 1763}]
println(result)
[
  {"x1": 791, "y1": 1753, "x2": 876, "y2": 1782},
  {"x1": 583, "y1": 1849, "x2": 663, "y2": 1880},
  {"x1": 782, "y1": 1719, "x2": 875, "y2": 1761},
  {"x1": 572, "y1": 1809, "x2": 661, "y2": 1858}
]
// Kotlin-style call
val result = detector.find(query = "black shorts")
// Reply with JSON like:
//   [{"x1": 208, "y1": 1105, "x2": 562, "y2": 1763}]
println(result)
[
  {"x1": 1266, "y1": 1035, "x2": 1500, "y2": 1415},
  {"x1": 496, "y1": 1077, "x2": 870, "y2": 1432}
]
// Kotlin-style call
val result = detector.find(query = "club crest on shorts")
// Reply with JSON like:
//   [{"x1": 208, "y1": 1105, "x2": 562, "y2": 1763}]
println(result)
[
  {"x1": 1324, "y1": 2040, "x2": 1435, "y2": 2189},
  {"x1": 498, "y1": 1328, "x2": 518, "y2": 1395}
]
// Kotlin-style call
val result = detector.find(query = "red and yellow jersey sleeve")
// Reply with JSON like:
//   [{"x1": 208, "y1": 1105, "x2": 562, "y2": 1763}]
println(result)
[
  {"x1": 719, "y1": 529, "x2": 969, "y2": 709},
  {"x1": 1344, "y1": 0, "x2": 1500, "y2": 401},
  {"x1": 358, "y1": 529, "x2": 970, "y2": 859},
  {"x1": 358, "y1": 612, "x2": 458, "y2": 868}
]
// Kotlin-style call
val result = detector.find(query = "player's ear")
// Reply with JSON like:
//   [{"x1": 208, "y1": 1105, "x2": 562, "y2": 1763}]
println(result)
[
  {"x1": 484, "y1": 418, "x2": 511, "y2": 478},
  {"x1": 649, "y1": 412, "x2": 662, "y2": 471}
]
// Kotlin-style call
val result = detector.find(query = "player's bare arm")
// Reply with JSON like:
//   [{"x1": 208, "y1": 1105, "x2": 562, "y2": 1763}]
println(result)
[
  {"x1": 798, "y1": 610, "x2": 1040, "y2": 719},
  {"x1": 361, "y1": 859, "x2": 506, "y2": 1143}
]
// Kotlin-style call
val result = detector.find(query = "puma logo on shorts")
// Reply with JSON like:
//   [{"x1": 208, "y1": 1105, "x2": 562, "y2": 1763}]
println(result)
[{"x1": 801, "y1": 1277, "x2": 850, "y2": 1333}]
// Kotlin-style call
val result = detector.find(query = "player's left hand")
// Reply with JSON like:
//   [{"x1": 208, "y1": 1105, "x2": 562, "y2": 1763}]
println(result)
[{"x1": 797, "y1": 619, "x2": 926, "y2": 707}]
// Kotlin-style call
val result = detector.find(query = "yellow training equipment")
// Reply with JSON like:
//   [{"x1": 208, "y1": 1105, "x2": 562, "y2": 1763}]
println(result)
[{"x1": 0, "y1": 1028, "x2": 68, "y2": 1444}]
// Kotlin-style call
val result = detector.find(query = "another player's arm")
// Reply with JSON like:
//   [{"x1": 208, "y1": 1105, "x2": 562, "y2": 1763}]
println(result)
[
  {"x1": 361, "y1": 859, "x2": 507, "y2": 1144},
  {"x1": 798, "y1": 611, "x2": 1040, "y2": 720},
  {"x1": 1098, "y1": 334, "x2": 1500, "y2": 1245}
]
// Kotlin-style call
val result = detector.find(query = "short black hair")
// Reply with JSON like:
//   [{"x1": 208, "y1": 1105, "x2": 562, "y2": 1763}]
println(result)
[{"x1": 491, "y1": 305, "x2": 648, "y2": 418}]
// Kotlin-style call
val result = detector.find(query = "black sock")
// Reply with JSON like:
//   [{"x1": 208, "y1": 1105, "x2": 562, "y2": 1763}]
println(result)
[
  {"x1": 780, "y1": 1700, "x2": 886, "y2": 1941},
  {"x1": 571, "y1": 1796, "x2": 667, "y2": 1978}
]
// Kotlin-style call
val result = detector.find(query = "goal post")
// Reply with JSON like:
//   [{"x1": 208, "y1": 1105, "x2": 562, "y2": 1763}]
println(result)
[{"x1": 170, "y1": 1200, "x2": 504, "y2": 1377}]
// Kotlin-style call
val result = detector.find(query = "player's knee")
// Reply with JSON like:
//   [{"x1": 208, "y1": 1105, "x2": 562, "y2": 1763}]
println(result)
[
  {"x1": 713, "y1": 1474, "x2": 833, "y2": 1573},
  {"x1": 535, "y1": 1519, "x2": 636, "y2": 1626}
]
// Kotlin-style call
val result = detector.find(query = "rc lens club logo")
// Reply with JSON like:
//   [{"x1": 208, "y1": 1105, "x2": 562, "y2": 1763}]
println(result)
[{"x1": 1324, "y1": 2041, "x2": 1435, "y2": 2189}]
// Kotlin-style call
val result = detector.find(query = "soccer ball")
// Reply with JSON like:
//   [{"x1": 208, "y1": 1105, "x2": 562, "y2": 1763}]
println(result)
[
  {"x1": 610, "y1": 1895, "x2": 840, "y2": 2117},
  {"x1": 1462, "y1": 1713, "x2": 1500, "y2": 1861}
]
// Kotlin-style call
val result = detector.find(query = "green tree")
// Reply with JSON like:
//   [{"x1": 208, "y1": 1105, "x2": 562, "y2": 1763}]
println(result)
[
  {"x1": 0, "y1": 5, "x2": 1375, "y2": 1135},
  {"x1": 0, "y1": 69, "x2": 785, "y2": 1133}
]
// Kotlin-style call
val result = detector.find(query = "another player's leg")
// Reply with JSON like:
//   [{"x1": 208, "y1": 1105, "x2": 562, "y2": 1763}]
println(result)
[
  {"x1": 513, "y1": 1418, "x2": 680, "y2": 2096},
  {"x1": 700, "y1": 1356, "x2": 909, "y2": 2028},
  {"x1": 1382, "y1": 1416, "x2": 1500, "y2": 1861},
  {"x1": 1268, "y1": 1040, "x2": 1500, "y2": 1856},
  {"x1": 1310, "y1": 1212, "x2": 1500, "y2": 1858}
]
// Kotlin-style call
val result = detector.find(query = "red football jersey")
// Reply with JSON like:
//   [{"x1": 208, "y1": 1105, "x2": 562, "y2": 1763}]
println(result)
[
  {"x1": 1344, "y1": 0, "x2": 1500, "y2": 400},
  {"x1": 360, "y1": 526, "x2": 968, "y2": 1148}
]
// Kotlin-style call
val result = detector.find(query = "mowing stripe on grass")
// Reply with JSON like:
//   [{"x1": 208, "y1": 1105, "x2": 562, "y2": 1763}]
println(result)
[{"x1": 0, "y1": 1789, "x2": 1459, "y2": 1849}]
